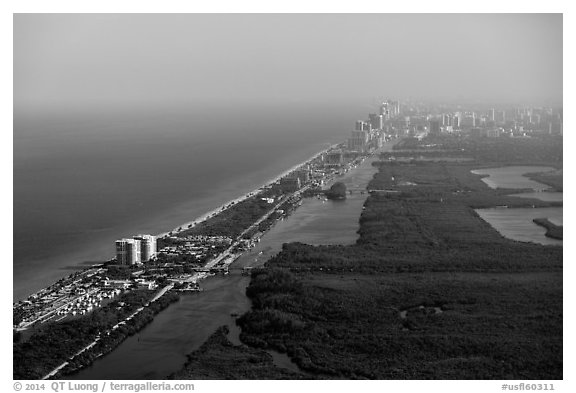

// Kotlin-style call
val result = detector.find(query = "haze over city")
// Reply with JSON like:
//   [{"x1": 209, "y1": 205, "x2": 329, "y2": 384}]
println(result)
[{"x1": 14, "y1": 13, "x2": 562, "y2": 110}]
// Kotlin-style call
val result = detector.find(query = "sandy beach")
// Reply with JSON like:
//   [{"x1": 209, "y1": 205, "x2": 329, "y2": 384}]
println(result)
[{"x1": 156, "y1": 143, "x2": 339, "y2": 238}]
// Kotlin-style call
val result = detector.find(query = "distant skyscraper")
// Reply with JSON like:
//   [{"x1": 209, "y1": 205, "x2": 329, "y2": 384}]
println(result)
[
  {"x1": 452, "y1": 115, "x2": 460, "y2": 128},
  {"x1": 429, "y1": 119, "x2": 441, "y2": 135},
  {"x1": 379, "y1": 100, "x2": 399, "y2": 119},
  {"x1": 489, "y1": 108, "x2": 495, "y2": 121},
  {"x1": 368, "y1": 113, "x2": 384, "y2": 130},
  {"x1": 348, "y1": 130, "x2": 370, "y2": 152},
  {"x1": 461, "y1": 115, "x2": 476, "y2": 128},
  {"x1": 380, "y1": 102, "x2": 390, "y2": 120},
  {"x1": 393, "y1": 101, "x2": 400, "y2": 117}
]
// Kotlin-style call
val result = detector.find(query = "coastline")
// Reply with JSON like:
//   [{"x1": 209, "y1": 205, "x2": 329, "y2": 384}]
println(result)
[
  {"x1": 16, "y1": 140, "x2": 352, "y2": 380},
  {"x1": 15, "y1": 121, "x2": 563, "y2": 380},
  {"x1": 14, "y1": 142, "x2": 341, "y2": 304},
  {"x1": 201, "y1": 136, "x2": 562, "y2": 379},
  {"x1": 532, "y1": 217, "x2": 563, "y2": 240},
  {"x1": 65, "y1": 142, "x2": 384, "y2": 380},
  {"x1": 156, "y1": 143, "x2": 340, "y2": 238}
]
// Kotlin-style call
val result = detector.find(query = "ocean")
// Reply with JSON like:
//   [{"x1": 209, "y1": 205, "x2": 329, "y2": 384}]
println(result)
[
  {"x1": 13, "y1": 103, "x2": 363, "y2": 300},
  {"x1": 69, "y1": 141, "x2": 386, "y2": 380}
]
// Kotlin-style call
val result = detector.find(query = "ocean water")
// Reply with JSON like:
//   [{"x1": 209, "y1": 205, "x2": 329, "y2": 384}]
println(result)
[
  {"x1": 13, "y1": 104, "x2": 361, "y2": 300},
  {"x1": 70, "y1": 142, "x2": 384, "y2": 380}
]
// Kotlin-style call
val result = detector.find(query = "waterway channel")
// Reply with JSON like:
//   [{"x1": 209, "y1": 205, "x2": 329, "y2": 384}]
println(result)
[{"x1": 71, "y1": 148, "x2": 387, "y2": 379}]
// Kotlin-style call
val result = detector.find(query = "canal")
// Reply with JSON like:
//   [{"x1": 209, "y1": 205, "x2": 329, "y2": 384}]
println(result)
[{"x1": 71, "y1": 148, "x2": 388, "y2": 379}]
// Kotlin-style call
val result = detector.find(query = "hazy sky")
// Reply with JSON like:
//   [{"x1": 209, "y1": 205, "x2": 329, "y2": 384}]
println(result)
[{"x1": 14, "y1": 14, "x2": 563, "y2": 109}]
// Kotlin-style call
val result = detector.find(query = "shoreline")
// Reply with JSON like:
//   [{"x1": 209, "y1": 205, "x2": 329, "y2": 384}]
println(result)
[
  {"x1": 200, "y1": 137, "x2": 562, "y2": 379},
  {"x1": 17, "y1": 140, "x2": 355, "y2": 379},
  {"x1": 532, "y1": 217, "x2": 563, "y2": 240},
  {"x1": 156, "y1": 143, "x2": 341, "y2": 238},
  {"x1": 64, "y1": 143, "x2": 384, "y2": 380},
  {"x1": 14, "y1": 142, "x2": 342, "y2": 303}
]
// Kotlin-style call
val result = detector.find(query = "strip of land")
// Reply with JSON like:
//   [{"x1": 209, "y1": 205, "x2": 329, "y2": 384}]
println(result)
[
  {"x1": 533, "y1": 218, "x2": 563, "y2": 240},
  {"x1": 170, "y1": 326, "x2": 306, "y2": 380},
  {"x1": 13, "y1": 140, "x2": 371, "y2": 380}
]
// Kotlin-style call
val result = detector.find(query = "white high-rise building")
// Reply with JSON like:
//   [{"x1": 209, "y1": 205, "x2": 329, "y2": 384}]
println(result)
[
  {"x1": 380, "y1": 102, "x2": 390, "y2": 119},
  {"x1": 115, "y1": 234, "x2": 157, "y2": 265},
  {"x1": 368, "y1": 113, "x2": 384, "y2": 130},
  {"x1": 116, "y1": 238, "x2": 141, "y2": 265},
  {"x1": 134, "y1": 234, "x2": 157, "y2": 262}
]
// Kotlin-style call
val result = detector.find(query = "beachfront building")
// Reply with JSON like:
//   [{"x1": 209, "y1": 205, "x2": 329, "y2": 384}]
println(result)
[
  {"x1": 279, "y1": 177, "x2": 301, "y2": 193},
  {"x1": 348, "y1": 130, "x2": 369, "y2": 152},
  {"x1": 134, "y1": 234, "x2": 157, "y2": 262},
  {"x1": 325, "y1": 150, "x2": 345, "y2": 166},
  {"x1": 116, "y1": 234, "x2": 157, "y2": 265},
  {"x1": 116, "y1": 238, "x2": 141, "y2": 265},
  {"x1": 347, "y1": 115, "x2": 389, "y2": 153},
  {"x1": 293, "y1": 169, "x2": 310, "y2": 184},
  {"x1": 355, "y1": 120, "x2": 372, "y2": 132},
  {"x1": 368, "y1": 113, "x2": 384, "y2": 130}
]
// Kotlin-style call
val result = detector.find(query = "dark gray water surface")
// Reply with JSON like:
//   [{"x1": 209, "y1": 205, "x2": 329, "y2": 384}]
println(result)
[
  {"x1": 70, "y1": 143, "x2": 387, "y2": 379},
  {"x1": 475, "y1": 207, "x2": 562, "y2": 246},
  {"x1": 472, "y1": 166, "x2": 562, "y2": 246},
  {"x1": 14, "y1": 104, "x2": 367, "y2": 300}
]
